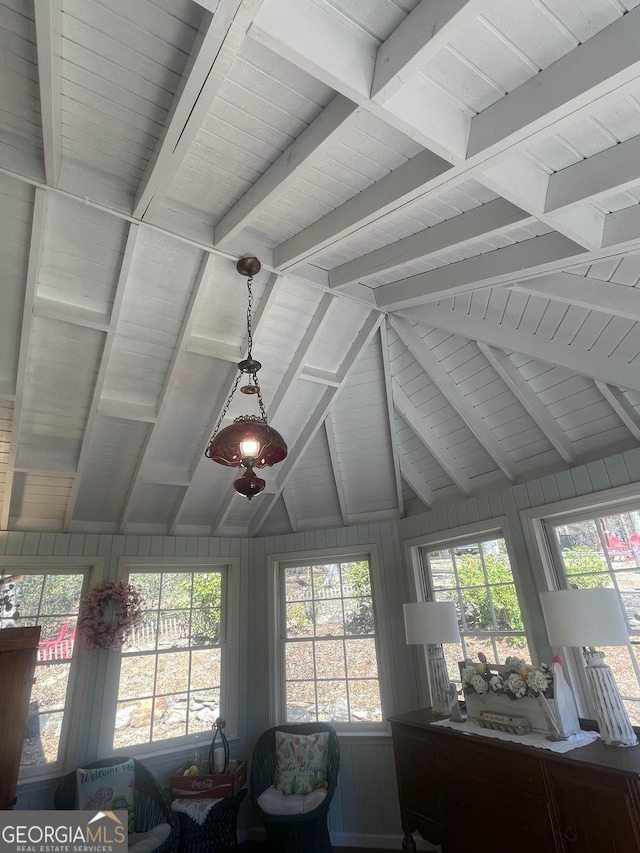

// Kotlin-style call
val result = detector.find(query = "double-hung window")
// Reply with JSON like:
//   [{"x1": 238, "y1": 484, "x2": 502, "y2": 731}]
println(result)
[
  {"x1": 417, "y1": 529, "x2": 530, "y2": 685},
  {"x1": 106, "y1": 559, "x2": 237, "y2": 753},
  {"x1": 535, "y1": 496, "x2": 640, "y2": 725},
  {"x1": 0, "y1": 558, "x2": 97, "y2": 775},
  {"x1": 275, "y1": 554, "x2": 383, "y2": 726}
]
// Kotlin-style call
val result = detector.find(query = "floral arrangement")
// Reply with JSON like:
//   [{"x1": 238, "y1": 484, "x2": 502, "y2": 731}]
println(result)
[
  {"x1": 77, "y1": 579, "x2": 144, "y2": 651},
  {"x1": 460, "y1": 653, "x2": 553, "y2": 700}
]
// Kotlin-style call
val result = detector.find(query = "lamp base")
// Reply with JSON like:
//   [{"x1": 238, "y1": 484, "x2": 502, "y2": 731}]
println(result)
[
  {"x1": 427, "y1": 645, "x2": 451, "y2": 717},
  {"x1": 584, "y1": 649, "x2": 638, "y2": 747}
]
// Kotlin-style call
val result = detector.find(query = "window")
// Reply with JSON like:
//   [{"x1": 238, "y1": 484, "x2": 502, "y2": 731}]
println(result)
[
  {"x1": 111, "y1": 564, "x2": 228, "y2": 751},
  {"x1": 278, "y1": 556, "x2": 383, "y2": 725},
  {"x1": 419, "y1": 532, "x2": 530, "y2": 684},
  {"x1": 1, "y1": 561, "x2": 93, "y2": 772},
  {"x1": 542, "y1": 502, "x2": 640, "y2": 725}
]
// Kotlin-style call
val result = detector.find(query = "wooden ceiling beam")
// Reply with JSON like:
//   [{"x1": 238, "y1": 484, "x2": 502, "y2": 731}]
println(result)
[
  {"x1": 391, "y1": 381, "x2": 473, "y2": 494},
  {"x1": 2, "y1": 190, "x2": 47, "y2": 530},
  {"x1": 375, "y1": 232, "x2": 583, "y2": 310},
  {"x1": 33, "y1": 0, "x2": 62, "y2": 188},
  {"x1": 248, "y1": 311, "x2": 384, "y2": 536},
  {"x1": 133, "y1": 0, "x2": 262, "y2": 221},
  {"x1": 408, "y1": 301, "x2": 640, "y2": 395},
  {"x1": 477, "y1": 342, "x2": 576, "y2": 465},
  {"x1": 467, "y1": 6, "x2": 640, "y2": 159},
  {"x1": 511, "y1": 272, "x2": 640, "y2": 323},
  {"x1": 390, "y1": 316, "x2": 517, "y2": 483},
  {"x1": 63, "y1": 224, "x2": 142, "y2": 528},
  {"x1": 330, "y1": 198, "x2": 532, "y2": 289}
]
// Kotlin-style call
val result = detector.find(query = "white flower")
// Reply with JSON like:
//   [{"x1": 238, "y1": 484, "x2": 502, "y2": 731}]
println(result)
[
  {"x1": 505, "y1": 672, "x2": 527, "y2": 697},
  {"x1": 505, "y1": 656, "x2": 526, "y2": 670},
  {"x1": 526, "y1": 668, "x2": 550, "y2": 694},
  {"x1": 461, "y1": 665, "x2": 477, "y2": 686},
  {"x1": 470, "y1": 674, "x2": 489, "y2": 694}
]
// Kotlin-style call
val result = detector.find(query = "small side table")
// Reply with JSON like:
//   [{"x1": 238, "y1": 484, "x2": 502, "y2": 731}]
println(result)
[{"x1": 172, "y1": 788, "x2": 247, "y2": 853}]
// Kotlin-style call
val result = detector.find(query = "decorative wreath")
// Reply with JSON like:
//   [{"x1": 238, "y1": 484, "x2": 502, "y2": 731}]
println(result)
[{"x1": 77, "y1": 579, "x2": 144, "y2": 651}]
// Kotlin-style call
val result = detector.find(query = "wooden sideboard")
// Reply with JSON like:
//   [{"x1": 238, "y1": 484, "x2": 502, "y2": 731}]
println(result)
[
  {"x1": 389, "y1": 708, "x2": 640, "y2": 853},
  {"x1": 0, "y1": 626, "x2": 40, "y2": 809}
]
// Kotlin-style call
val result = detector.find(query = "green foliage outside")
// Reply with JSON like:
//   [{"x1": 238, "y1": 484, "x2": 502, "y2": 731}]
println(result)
[
  {"x1": 343, "y1": 561, "x2": 374, "y2": 635},
  {"x1": 452, "y1": 553, "x2": 523, "y2": 633},
  {"x1": 130, "y1": 571, "x2": 222, "y2": 645},
  {"x1": 562, "y1": 546, "x2": 611, "y2": 585},
  {"x1": 449, "y1": 546, "x2": 610, "y2": 641}
]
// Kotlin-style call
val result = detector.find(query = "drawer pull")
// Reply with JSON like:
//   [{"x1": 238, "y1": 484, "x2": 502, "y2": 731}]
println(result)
[{"x1": 563, "y1": 824, "x2": 577, "y2": 842}]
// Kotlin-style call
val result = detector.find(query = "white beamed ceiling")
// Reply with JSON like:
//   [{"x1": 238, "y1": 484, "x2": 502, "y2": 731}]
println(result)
[{"x1": 3, "y1": 0, "x2": 640, "y2": 536}]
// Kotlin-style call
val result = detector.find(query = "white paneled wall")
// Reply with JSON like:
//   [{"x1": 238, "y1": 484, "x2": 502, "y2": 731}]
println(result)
[{"x1": 9, "y1": 445, "x2": 640, "y2": 846}]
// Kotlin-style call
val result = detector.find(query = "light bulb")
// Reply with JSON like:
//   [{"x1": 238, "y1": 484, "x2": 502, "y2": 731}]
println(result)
[{"x1": 239, "y1": 437, "x2": 260, "y2": 459}]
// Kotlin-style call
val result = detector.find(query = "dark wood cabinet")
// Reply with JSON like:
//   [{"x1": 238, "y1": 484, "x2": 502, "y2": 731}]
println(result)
[
  {"x1": 390, "y1": 708, "x2": 640, "y2": 853},
  {"x1": 0, "y1": 626, "x2": 40, "y2": 810}
]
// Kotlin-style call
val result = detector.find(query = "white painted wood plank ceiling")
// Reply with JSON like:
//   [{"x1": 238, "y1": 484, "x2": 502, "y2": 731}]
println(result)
[{"x1": 2, "y1": 0, "x2": 640, "y2": 536}]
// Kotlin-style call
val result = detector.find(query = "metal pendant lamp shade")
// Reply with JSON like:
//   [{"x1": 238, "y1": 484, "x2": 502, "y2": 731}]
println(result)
[{"x1": 204, "y1": 257, "x2": 288, "y2": 500}]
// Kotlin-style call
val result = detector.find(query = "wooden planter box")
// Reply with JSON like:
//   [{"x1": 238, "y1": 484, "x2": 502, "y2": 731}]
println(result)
[{"x1": 171, "y1": 761, "x2": 247, "y2": 800}]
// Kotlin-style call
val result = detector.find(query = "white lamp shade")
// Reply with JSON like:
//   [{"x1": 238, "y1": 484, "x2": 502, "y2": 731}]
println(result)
[
  {"x1": 403, "y1": 601, "x2": 460, "y2": 645},
  {"x1": 540, "y1": 588, "x2": 629, "y2": 647}
]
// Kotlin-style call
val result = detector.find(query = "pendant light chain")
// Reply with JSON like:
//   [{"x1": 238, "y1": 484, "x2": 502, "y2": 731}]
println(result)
[
  {"x1": 207, "y1": 271, "x2": 265, "y2": 448},
  {"x1": 245, "y1": 274, "x2": 268, "y2": 423},
  {"x1": 204, "y1": 257, "x2": 287, "y2": 496}
]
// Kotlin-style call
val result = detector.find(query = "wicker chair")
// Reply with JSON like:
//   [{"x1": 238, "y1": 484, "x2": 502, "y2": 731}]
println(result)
[
  {"x1": 54, "y1": 757, "x2": 178, "y2": 853},
  {"x1": 250, "y1": 723, "x2": 340, "y2": 853}
]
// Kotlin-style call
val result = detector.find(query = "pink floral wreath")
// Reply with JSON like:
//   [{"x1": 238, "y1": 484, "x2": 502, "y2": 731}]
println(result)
[{"x1": 77, "y1": 579, "x2": 144, "y2": 651}]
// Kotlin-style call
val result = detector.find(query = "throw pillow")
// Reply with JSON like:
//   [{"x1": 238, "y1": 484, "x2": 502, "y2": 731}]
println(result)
[
  {"x1": 76, "y1": 760, "x2": 135, "y2": 832},
  {"x1": 274, "y1": 731, "x2": 329, "y2": 795},
  {"x1": 257, "y1": 786, "x2": 327, "y2": 815}
]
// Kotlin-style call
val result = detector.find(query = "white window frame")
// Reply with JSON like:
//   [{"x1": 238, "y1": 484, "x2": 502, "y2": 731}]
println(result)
[
  {"x1": 4, "y1": 556, "x2": 103, "y2": 783},
  {"x1": 404, "y1": 519, "x2": 540, "y2": 705},
  {"x1": 98, "y1": 557, "x2": 240, "y2": 761},
  {"x1": 267, "y1": 545, "x2": 392, "y2": 732},
  {"x1": 521, "y1": 482, "x2": 640, "y2": 719}
]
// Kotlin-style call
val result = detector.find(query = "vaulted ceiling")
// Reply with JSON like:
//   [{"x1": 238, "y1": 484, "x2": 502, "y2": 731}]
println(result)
[{"x1": 3, "y1": 0, "x2": 640, "y2": 537}]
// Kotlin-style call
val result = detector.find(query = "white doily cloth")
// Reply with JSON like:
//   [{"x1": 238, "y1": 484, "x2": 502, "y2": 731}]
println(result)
[
  {"x1": 431, "y1": 718, "x2": 600, "y2": 752},
  {"x1": 172, "y1": 797, "x2": 224, "y2": 824}
]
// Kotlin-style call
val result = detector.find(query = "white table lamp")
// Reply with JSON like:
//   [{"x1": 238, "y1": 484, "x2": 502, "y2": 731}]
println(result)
[
  {"x1": 404, "y1": 601, "x2": 460, "y2": 717},
  {"x1": 540, "y1": 588, "x2": 637, "y2": 747}
]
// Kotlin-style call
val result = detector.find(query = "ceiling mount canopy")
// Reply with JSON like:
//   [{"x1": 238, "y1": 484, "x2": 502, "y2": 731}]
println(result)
[{"x1": 205, "y1": 258, "x2": 288, "y2": 499}]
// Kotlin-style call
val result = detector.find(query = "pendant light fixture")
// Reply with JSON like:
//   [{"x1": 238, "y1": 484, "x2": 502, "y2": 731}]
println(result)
[{"x1": 205, "y1": 257, "x2": 287, "y2": 499}]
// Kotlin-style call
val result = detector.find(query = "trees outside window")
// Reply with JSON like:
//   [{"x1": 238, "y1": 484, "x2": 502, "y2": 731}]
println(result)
[
  {"x1": 545, "y1": 507, "x2": 640, "y2": 725},
  {"x1": 420, "y1": 535, "x2": 529, "y2": 685},
  {"x1": 112, "y1": 568, "x2": 225, "y2": 750},
  {"x1": 1, "y1": 564, "x2": 90, "y2": 770},
  {"x1": 280, "y1": 557, "x2": 382, "y2": 725}
]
